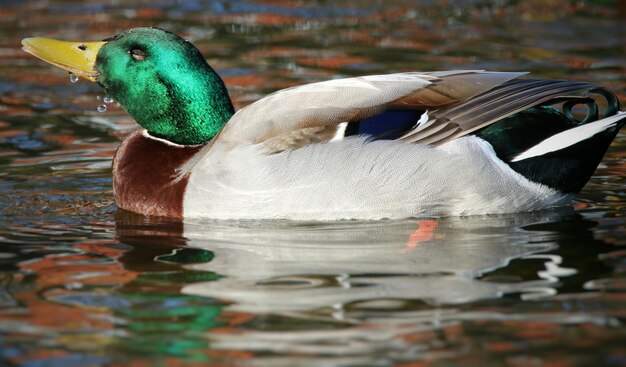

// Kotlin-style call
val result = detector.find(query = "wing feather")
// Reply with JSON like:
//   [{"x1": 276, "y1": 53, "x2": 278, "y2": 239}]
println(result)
[
  {"x1": 214, "y1": 71, "x2": 600, "y2": 152},
  {"x1": 216, "y1": 71, "x2": 524, "y2": 150},
  {"x1": 390, "y1": 71, "x2": 527, "y2": 108},
  {"x1": 402, "y1": 79, "x2": 598, "y2": 145}
]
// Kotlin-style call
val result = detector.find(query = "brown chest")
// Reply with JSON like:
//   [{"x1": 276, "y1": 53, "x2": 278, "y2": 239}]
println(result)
[{"x1": 112, "y1": 131, "x2": 203, "y2": 218}]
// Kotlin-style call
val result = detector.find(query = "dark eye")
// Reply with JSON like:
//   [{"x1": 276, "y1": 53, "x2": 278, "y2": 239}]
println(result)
[
  {"x1": 130, "y1": 49, "x2": 146, "y2": 61},
  {"x1": 77, "y1": 44, "x2": 87, "y2": 51}
]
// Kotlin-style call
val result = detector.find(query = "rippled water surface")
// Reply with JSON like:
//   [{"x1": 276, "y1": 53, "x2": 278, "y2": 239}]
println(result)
[{"x1": 1, "y1": 1, "x2": 625, "y2": 366}]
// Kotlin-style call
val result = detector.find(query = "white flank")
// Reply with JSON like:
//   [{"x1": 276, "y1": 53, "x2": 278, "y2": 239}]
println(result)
[
  {"x1": 512, "y1": 111, "x2": 626, "y2": 162},
  {"x1": 183, "y1": 136, "x2": 570, "y2": 220}
]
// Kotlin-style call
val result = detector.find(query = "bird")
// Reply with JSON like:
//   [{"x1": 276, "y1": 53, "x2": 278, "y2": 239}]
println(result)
[{"x1": 21, "y1": 27, "x2": 626, "y2": 220}]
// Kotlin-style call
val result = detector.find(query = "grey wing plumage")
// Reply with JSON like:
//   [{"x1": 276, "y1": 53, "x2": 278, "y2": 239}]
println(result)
[
  {"x1": 401, "y1": 78, "x2": 601, "y2": 145},
  {"x1": 216, "y1": 70, "x2": 605, "y2": 152},
  {"x1": 217, "y1": 71, "x2": 522, "y2": 149}
]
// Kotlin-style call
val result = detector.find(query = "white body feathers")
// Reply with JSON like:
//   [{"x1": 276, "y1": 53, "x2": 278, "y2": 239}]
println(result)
[{"x1": 183, "y1": 136, "x2": 569, "y2": 220}]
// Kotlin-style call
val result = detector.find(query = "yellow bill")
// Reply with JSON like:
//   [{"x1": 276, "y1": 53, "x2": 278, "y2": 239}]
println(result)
[{"x1": 21, "y1": 37, "x2": 105, "y2": 82}]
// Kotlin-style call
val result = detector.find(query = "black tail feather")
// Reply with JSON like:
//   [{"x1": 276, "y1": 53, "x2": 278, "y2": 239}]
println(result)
[{"x1": 475, "y1": 87, "x2": 624, "y2": 194}]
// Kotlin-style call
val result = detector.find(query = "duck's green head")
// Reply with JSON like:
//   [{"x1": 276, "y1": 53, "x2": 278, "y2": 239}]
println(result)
[{"x1": 22, "y1": 27, "x2": 234, "y2": 145}]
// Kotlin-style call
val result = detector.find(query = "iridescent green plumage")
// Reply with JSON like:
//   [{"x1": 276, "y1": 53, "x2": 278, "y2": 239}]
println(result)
[{"x1": 96, "y1": 28, "x2": 234, "y2": 145}]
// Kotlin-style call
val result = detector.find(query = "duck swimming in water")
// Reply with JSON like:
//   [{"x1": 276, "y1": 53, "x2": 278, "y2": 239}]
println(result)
[{"x1": 22, "y1": 27, "x2": 626, "y2": 220}]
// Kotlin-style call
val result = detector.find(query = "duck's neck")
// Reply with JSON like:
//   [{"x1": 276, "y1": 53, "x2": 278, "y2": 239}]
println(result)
[{"x1": 109, "y1": 63, "x2": 235, "y2": 146}]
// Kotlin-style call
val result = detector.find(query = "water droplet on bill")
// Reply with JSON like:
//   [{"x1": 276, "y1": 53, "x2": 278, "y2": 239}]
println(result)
[
  {"x1": 97, "y1": 104, "x2": 107, "y2": 113},
  {"x1": 69, "y1": 73, "x2": 79, "y2": 83},
  {"x1": 103, "y1": 95, "x2": 113, "y2": 104}
]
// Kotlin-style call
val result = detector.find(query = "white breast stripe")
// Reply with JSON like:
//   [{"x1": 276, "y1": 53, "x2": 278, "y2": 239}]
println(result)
[
  {"x1": 141, "y1": 129, "x2": 198, "y2": 148},
  {"x1": 512, "y1": 112, "x2": 626, "y2": 162}
]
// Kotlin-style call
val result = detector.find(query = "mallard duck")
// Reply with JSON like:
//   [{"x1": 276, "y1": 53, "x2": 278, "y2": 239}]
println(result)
[{"x1": 22, "y1": 27, "x2": 625, "y2": 220}]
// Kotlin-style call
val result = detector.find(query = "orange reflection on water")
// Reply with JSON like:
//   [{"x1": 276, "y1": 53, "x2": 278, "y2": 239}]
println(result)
[{"x1": 13, "y1": 239, "x2": 137, "y2": 316}]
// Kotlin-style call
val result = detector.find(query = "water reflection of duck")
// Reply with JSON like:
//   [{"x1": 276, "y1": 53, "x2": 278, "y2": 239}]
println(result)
[
  {"x1": 22, "y1": 27, "x2": 626, "y2": 220},
  {"x1": 109, "y1": 209, "x2": 623, "y2": 365},
  {"x1": 176, "y1": 211, "x2": 578, "y2": 313}
]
